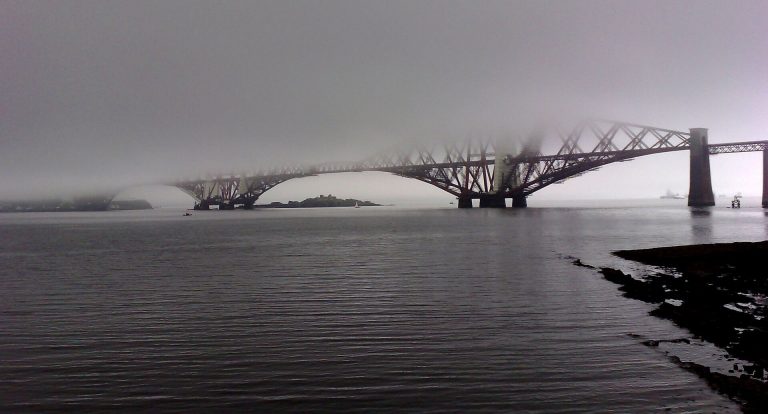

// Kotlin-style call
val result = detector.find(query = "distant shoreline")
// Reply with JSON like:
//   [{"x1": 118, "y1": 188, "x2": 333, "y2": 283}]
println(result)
[{"x1": 0, "y1": 199, "x2": 152, "y2": 213}]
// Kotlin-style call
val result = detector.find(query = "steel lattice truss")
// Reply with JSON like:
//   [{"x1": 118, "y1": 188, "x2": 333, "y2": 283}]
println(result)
[
  {"x1": 708, "y1": 141, "x2": 768, "y2": 154},
  {"x1": 171, "y1": 120, "x2": 767, "y2": 207},
  {"x1": 174, "y1": 139, "x2": 502, "y2": 206},
  {"x1": 356, "y1": 120, "x2": 694, "y2": 199},
  {"x1": 362, "y1": 139, "x2": 498, "y2": 197},
  {"x1": 175, "y1": 167, "x2": 309, "y2": 208},
  {"x1": 501, "y1": 120, "x2": 692, "y2": 196}
]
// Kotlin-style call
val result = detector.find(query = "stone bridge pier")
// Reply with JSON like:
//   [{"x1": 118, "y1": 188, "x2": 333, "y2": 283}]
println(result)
[
  {"x1": 763, "y1": 148, "x2": 768, "y2": 208},
  {"x1": 457, "y1": 195, "x2": 473, "y2": 209},
  {"x1": 456, "y1": 193, "x2": 527, "y2": 209},
  {"x1": 511, "y1": 194, "x2": 527, "y2": 208},
  {"x1": 479, "y1": 193, "x2": 506, "y2": 208},
  {"x1": 688, "y1": 128, "x2": 715, "y2": 207},
  {"x1": 193, "y1": 200, "x2": 212, "y2": 210},
  {"x1": 687, "y1": 128, "x2": 768, "y2": 208}
]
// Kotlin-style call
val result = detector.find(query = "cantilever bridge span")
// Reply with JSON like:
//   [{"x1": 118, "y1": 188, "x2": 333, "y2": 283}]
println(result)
[{"x1": 171, "y1": 120, "x2": 768, "y2": 210}]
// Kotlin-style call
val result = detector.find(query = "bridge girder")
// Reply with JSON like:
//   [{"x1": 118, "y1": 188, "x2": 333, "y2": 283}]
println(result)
[
  {"x1": 498, "y1": 121, "x2": 691, "y2": 198},
  {"x1": 169, "y1": 120, "x2": 767, "y2": 209},
  {"x1": 175, "y1": 168, "x2": 311, "y2": 209}
]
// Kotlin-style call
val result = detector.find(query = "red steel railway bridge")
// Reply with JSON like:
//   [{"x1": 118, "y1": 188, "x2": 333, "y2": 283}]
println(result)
[{"x1": 169, "y1": 120, "x2": 768, "y2": 210}]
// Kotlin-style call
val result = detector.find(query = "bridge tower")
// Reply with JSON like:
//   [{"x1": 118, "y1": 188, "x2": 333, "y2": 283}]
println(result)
[
  {"x1": 478, "y1": 141, "x2": 513, "y2": 208},
  {"x1": 764, "y1": 148, "x2": 768, "y2": 208},
  {"x1": 687, "y1": 128, "x2": 715, "y2": 207}
]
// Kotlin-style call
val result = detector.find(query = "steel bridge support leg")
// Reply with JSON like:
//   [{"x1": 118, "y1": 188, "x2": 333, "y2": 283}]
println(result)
[
  {"x1": 763, "y1": 149, "x2": 768, "y2": 208},
  {"x1": 511, "y1": 194, "x2": 527, "y2": 208},
  {"x1": 457, "y1": 195, "x2": 473, "y2": 208},
  {"x1": 479, "y1": 194, "x2": 506, "y2": 208},
  {"x1": 243, "y1": 199, "x2": 256, "y2": 210},
  {"x1": 687, "y1": 128, "x2": 715, "y2": 207}
]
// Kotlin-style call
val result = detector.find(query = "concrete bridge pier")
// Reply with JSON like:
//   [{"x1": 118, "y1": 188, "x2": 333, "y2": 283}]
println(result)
[
  {"x1": 242, "y1": 199, "x2": 256, "y2": 210},
  {"x1": 763, "y1": 149, "x2": 768, "y2": 208},
  {"x1": 687, "y1": 128, "x2": 715, "y2": 207},
  {"x1": 511, "y1": 194, "x2": 527, "y2": 208},
  {"x1": 479, "y1": 193, "x2": 506, "y2": 208},
  {"x1": 457, "y1": 195, "x2": 473, "y2": 208}
]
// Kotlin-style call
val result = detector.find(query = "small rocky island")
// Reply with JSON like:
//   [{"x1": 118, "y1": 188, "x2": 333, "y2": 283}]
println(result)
[
  {"x1": 256, "y1": 194, "x2": 380, "y2": 208},
  {"x1": 576, "y1": 241, "x2": 768, "y2": 412}
]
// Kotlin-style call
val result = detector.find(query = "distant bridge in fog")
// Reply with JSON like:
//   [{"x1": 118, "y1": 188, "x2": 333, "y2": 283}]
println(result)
[
  {"x1": 163, "y1": 120, "x2": 767, "y2": 210},
  {"x1": 52, "y1": 120, "x2": 763, "y2": 211}
]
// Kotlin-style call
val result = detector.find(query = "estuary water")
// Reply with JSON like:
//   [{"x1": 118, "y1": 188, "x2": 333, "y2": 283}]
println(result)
[{"x1": 2, "y1": 200, "x2": 767, "y2": 413}]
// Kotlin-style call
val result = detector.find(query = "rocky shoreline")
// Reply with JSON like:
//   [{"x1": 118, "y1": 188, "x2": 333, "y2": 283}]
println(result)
[{"x1": 575, "y1": 241, "x2": 768, "y2": 412}]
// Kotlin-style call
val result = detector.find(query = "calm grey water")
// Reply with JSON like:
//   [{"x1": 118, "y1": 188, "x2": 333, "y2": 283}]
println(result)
[{"x1": 2, "y1": 202, "x2": 767, "y2": 413}]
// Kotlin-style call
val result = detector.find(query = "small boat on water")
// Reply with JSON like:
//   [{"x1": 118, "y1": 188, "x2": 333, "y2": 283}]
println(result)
[
  {"x1": 660, "y1": 190, "x2": 686, "y2": 199},
  {"x1": 354, "y1": 202, "x2": 360, "y2": 208},
  {"x1": 184, "y1": 212, "x2": 192, "y2": 216},
  {"x1": 731, "y1": 193, "x2": 743, "y2": 208}
]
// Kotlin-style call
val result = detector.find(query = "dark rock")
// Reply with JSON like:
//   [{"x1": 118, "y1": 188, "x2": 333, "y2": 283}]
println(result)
[
  {"x1": 599, "y1": 268, "x2": 667, "y2": 303},
  {"x1": 668, "y1": 358, "x2": 768, "y2": 412},
  {"x1": 575, "y1": 240, "x2": 768, "y2": 412},
  {"x1": 572, "y1": 259, "x2": 594, "y2": 268}
]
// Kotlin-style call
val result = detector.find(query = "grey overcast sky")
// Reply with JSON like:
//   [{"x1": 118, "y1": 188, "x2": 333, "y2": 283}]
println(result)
[{"x1": 1, "y1": 0, "x2": 766, "y2": 204}]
